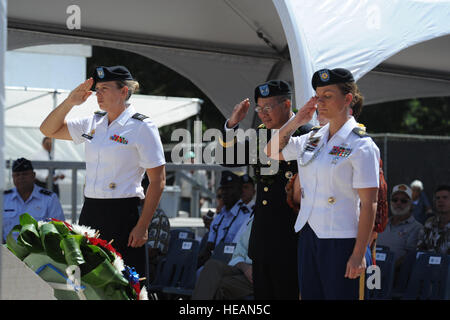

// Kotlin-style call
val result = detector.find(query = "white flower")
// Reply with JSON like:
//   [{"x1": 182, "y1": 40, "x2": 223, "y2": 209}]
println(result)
[
  {"x1": 113, "y1": 255, "x2": 125, "y2": 273},
  {"x1": 71, "y1": 223, "x2": 98, "y2": 238},
  {"x1": 139, "y1": 286, "x2": 149, "y2": 300}
]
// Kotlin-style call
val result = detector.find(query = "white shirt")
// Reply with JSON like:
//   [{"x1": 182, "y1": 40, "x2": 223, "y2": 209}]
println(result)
[
  {"x1": 67, "y1": 105, "x2": 166, "y2": 199},
  {"x1": 282, "y1": 116, "x2": 380, "y2": 238}
]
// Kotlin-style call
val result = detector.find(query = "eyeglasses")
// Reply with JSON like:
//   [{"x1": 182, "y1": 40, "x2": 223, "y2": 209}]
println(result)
[
  {"x1": 255, "y1": 100, "x2": 285, "y2": 113},
  {"x1": 391, "y1": 198, "x2": 409, "y2": 204}
]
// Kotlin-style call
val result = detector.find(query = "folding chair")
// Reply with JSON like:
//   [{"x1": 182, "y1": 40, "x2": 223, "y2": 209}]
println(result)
[
  {"x1": 391, "y1": 250, "x2": 418, "y2": 299},
  {"x1": 210, "y1": 242, "x2": 237, "y2": 264},
  {"x1": 402, "y1": 252, "x2": 449, "y2": 300},
  {"x1": 149, "y1": 238, "x2": 200, "y2": 299},
  {"x1": 366, "y1": 250, "x2": 396, "y2": 300}
]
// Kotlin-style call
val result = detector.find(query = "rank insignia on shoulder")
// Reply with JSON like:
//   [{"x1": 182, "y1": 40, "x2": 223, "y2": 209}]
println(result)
[
  {"x1": 258, "y1": 124, "x2": 266, "y2": 129},
  {"x1": 352, "y1": 127, "x2": 369, "y2": 138},
  {"x1": 39, "y1": 189, "x2": 53, "y2": 196},
  {"x1": 94, "y1": 111, "x2": 107, "y2": 116},
  {"x1": 132, "y1": 113, "x2": 148, "y2": 121}
]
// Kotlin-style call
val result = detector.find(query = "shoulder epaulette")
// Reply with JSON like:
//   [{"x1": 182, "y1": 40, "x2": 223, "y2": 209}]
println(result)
[
  {"x1": 311, "y1": 126, "x2": 322, "y2": 131},
  {"x1": 39, "y1": 189, "x2": 53, "y2": 196},
  {"x1": 4, "y1": 189, "x2": 12, "y2": 194},
  {"x1": 132, "y1": 113, "x2": 149, "y2": 121},
  {"x1": 94, "y1": 111, "x2": 107, "y2": 116},
  {"x1": 352, "y1": 127, "x2": 370, "y2": 138},
  {"x1": 257, "y1": 124, "x2": 266, "y2": 129}
]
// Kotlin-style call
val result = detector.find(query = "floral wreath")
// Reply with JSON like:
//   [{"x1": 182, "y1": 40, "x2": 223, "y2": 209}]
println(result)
[{"x1": 5, "y1": 213, "x2": 147, "y2": 300}]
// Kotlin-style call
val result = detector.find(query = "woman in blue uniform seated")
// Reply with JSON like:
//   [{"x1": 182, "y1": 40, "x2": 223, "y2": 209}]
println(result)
[
  {"x1": 265, "y1": 68, "x2": 380, "y2": 300},
  {"x1": 40, "y1": 66, "x2": 166, "y2": 277}
]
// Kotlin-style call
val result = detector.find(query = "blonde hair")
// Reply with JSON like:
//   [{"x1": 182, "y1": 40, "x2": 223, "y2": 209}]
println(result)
[{"x1": 116, "y1": 80, "x2": 140, "y2": 101}]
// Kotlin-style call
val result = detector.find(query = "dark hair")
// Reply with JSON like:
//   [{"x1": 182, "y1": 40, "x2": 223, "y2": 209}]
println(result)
[
  {"x1": 116, "y1": 80, "x2": 140, "y2": 101},
  {"x1": 435, "y1": 185, "x2": 450, "y2": 194},
  {"x1": 336, "y1": 82, "x2": 364, "y2": 119}
]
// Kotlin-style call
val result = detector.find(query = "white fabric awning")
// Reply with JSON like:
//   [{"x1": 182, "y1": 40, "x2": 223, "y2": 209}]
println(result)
[
  {"x1": 5, "y1": 86, "x2": 202, "y2": 128},
  {"x1": 3, "y1": 86, "x2": 201, "y2": 163}
]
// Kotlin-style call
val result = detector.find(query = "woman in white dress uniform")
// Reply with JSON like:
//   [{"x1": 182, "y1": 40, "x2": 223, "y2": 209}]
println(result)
[
  {"x1": 40, "y1": 66, "x2": 166, "y2": 277},
  {"x1": 265, "y1": 68, "x2": 380, "y2": 299}
]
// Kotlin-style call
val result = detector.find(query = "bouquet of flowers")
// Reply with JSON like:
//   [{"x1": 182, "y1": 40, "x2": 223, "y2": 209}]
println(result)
[{"x1": 5, "y1": 213, "x2": 147, "y2": 300}]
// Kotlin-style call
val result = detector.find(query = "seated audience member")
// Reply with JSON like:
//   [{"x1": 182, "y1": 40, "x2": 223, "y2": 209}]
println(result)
[
  {"x1": 417, "y1": 185, "x2": 450, "y2": 255},
  {"x1": 192, "y1": 217, "x2": 254, "y2": 300},
  {"x1": 377, "y1": 184, "x2": 422, "y2": 267},
  {"x1": 197, "y1": 171, "x2": 251, "y2": 267},
  {"x1": 410, "y1": 179, "x2": 433, "y2": 225},
  {"x1": 3, "y1": 158, "x2": 65, "y2": 242}
]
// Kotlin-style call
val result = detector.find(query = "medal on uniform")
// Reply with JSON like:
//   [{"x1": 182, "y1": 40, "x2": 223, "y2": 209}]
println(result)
[
  {"x1": 329, "y1": 145, "x2": 352, "y2": 164},
  {"x1": 110, "y1": 134, "x2": 129, "y2": 145}
]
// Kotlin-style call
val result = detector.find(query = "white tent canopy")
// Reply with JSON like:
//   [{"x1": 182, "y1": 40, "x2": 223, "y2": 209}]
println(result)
[
  {"x1": 4, "y1": 86, "x2": 202, "y2": 161},
  {"x1": 5, "y1": 0, "x2": 450, "y2": 129}
]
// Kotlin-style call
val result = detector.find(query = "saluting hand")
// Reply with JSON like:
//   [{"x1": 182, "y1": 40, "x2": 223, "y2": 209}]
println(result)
[
  {"x1": 227, "y1": 98, "x2": 251, "y2": 128},
  {"x1": 66, "y1": 78, "x2": 94, "y2": 106},
  {"x1": 293, "y1": 96, "x2": 318, "y2": 126}
]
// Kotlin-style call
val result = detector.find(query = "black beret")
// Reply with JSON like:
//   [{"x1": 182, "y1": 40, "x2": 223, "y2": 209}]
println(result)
[
  {"x1": 254, "y1": 80, "x2": 292, "y2": 102},
  {"x1": 12, "y1": 158, "x2": 33, "y2": 172},
  {"x1": 240, "y1": 174, "x2": 254, "y2": 185},
  {"x1": 220, "y1": 171, "x2": 241, "y2": 187},
  {"x1": 311, "y1": 68, "x2": 354, "y2": 90},
  {"x1": 93, "y1": 66, "x2": 133, "y2": 85}
]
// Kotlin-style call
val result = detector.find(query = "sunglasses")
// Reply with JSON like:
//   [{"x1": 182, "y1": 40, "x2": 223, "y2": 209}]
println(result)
[{"x1": 391, "y1": 198, "x2": 409, "y2": 204}]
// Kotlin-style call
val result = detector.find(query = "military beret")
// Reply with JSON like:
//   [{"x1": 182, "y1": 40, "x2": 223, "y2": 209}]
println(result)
[
  {"x1": 12, "y1": 158, "x2": 33, "y2": 172},
  {"x1": 240, "y1": 174, "x2": 254, "y2": 186},
  {"x1": 93, "y1": 66, "x2": 133, "y2": 85},
  {"x1": 220, "y1": 171, "x2": 241, "y2": 187},
  {"x1": 311, "y1": 68, "x2": 354, "y2": 90},
  {"x1": 254, "y1": 80, "x2": 292, "y2": 102}
]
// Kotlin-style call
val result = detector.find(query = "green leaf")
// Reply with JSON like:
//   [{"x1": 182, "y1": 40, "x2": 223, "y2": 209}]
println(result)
[
  {"x1": 51, "y1": 221, "x2": 70, "y2": 237},
  {"x1": 60, "y1": 235, "x2": 86, "y2": 267},
  {"x1": 40, "y1": 223, "x2": 65, "y2": 264},
  {"x1": 5, "y1": 225, "x2": 30, "y2": 260},
  {"x1": 19, "y1": 213, "x2": 38, "y2": 230},
  {"x1": 81, "y1": 260, "x2": 128, "y2": 288},
  {"x1": 17, "y1": 223, "x2": 43, "y2": 253}
]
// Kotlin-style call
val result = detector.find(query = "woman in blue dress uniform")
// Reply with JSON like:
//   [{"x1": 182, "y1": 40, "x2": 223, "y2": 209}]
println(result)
[{"x1": 265, "y1": 68, "x2": 380, "y2": 299}]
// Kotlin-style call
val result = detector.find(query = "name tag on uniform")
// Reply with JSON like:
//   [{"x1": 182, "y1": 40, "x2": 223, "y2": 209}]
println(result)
[{"x1": 82, "y1": 133, "x2": 93, "y2": 140}]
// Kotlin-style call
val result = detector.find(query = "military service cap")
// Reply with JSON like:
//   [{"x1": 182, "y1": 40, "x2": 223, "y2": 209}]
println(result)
[
  {"x1": 220, "y1": 171, "x2": 241, "y2": 187},
  {"x1": 12, "y1": 158, "x2": 33, "y2": 172},
  {"x1": 312, "y1": 68, "x2": 354, "y2": 90},
  {"x1": 93, "y1": 66, "x2": 133, "y2": 85},
  {"x1": 254, "y1": 80, "x2": 292, "y2": 102},
  {"x1": 240, "y1": 174, "x2": 254, "y2": 186}
]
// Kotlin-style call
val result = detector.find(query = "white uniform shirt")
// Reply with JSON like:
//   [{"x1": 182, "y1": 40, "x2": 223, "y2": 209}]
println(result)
[
  {"x1": 282, "y1": 116, "x2": 380, "y2": 238},
  {"x1": 3, "y1": 185, "x2": 65, "y2": 241},
  {"x1": 67, "y1": 105, "x2": 166, "y2": 199}
]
